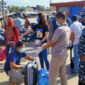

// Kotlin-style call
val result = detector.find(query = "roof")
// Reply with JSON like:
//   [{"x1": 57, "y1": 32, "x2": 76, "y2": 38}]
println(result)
[
  {"x1": 51, "y1": 0, "x2": 84, "y2": 3},
  {"x1": 50, "y1": 1, "x2": 85, "y2": 7},
  {"x1": 0, "y1": 12, "x2": 16, "y2": 20}
]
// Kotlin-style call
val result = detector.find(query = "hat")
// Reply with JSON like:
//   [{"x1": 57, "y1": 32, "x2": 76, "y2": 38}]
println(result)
[
  {"x1": 81, "y1": 13, "x2": 85, "y2": 18},
  {"x1": 7, "y1": 17, "x2": 13, "y2": 22}
]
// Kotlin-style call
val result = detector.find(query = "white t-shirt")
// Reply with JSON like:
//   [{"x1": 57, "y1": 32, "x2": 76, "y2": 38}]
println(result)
[{"x1": 70, "y1": 21, "x2": 83, "y2": 45}]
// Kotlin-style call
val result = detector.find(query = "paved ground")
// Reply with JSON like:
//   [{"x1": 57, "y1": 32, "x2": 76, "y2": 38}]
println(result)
[{"x1": 0, "y1": 42, "x2": 78, "y2": 85}]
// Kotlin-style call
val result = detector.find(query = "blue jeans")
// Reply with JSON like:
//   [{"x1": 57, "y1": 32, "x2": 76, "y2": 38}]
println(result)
[
  {"x1": 6, "y1": 45, "x2": 14, "y2": 56},
  {"x1": 73, "y1": 44, "x2": 79, "y2": 73},
  {"x1": 39, "y1": 49, "x2": 49, "y2": 70}
]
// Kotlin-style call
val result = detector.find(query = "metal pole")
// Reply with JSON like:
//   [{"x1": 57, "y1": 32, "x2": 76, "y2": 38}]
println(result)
[{"x1": 2, "y1": 0, "x2": 5, "y2": 27}]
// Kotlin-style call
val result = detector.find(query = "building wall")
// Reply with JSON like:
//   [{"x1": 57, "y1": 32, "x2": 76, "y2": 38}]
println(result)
[
  {"x1": 56, "y1": 5, "x2": 84, "y2": 16},
  {"x1": 51, "y1": 1, "x2": 85, "y2": 16},
  {"x1": 24, "y1": 7, "x2": 33, "y2": 12}
]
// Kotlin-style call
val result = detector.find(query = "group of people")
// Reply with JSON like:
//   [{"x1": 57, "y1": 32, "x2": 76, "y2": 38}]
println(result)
[{"x1": 3, "y1": 10, "x2": 85, "y2": 85}]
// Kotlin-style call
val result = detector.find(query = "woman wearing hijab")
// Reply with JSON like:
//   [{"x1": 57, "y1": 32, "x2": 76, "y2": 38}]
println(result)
[{"x1": 4, "y1": 17, "x2": 19, "y2": 55}]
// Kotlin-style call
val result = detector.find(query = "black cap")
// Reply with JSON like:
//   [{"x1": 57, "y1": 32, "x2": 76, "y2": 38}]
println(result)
[{"x1": 16, "y1": 41, "x2": 23, "y2": 48}]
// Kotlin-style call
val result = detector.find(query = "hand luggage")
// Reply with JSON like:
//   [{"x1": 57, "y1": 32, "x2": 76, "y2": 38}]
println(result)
[
  {"x1": 23, "y1": 61, "x2": 38, "y2": 85},
  {"x1": 38, "y1": 69, "x2": 49, "y2": 85},
  {"x1": 70, "y1": 47, "x2": 74, "y2": 69},
  {"x1": 0, "y1": 47, "x2": 7, "y2": 61}
]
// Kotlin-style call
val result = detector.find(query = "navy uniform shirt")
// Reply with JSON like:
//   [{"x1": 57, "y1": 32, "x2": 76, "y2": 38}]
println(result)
[{"x1": 4, "y1": 49, "x2": 27, "y2": 74}]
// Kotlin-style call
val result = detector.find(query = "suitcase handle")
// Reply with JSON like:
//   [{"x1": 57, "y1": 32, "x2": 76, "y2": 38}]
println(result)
[{"x1": 33, "y1": 60, "x2": 37, "y2": 65}]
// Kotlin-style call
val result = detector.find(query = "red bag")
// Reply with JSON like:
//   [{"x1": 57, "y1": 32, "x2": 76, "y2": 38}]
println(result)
[{"x1": 0, "y1": 47, "x2": 7, "y2": 61}]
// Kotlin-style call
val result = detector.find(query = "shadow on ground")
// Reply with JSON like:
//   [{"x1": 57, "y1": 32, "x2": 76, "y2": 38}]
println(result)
[{"x1": 56, "y1": 64, "x2": 78, "y2": 84}]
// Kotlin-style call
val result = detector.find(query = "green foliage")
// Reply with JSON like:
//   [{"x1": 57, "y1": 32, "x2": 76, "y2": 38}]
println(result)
[{"x1": 9, "y1": 6, "x2": 19, "y2": 12}]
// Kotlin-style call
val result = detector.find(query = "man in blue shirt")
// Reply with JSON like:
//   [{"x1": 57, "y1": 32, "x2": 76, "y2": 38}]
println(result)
[{"x1": 4, "y1": 41, "x2": 34, "y2": 85}]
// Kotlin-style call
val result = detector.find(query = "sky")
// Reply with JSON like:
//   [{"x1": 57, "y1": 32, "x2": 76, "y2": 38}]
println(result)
[{"x1": 3, "y1": 0, "x2": 83, "y2": 7}]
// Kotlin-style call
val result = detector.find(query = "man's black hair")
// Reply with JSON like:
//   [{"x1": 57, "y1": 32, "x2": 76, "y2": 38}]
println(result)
[
  {"x1": 72, "y1": 15, "x2": 78, "y2": 22},
  {"x1": 52, "y1": 12, "x2": 56, "y2": 15},
  {"x1": 56, "y1": 12, "x2": 66, "y2": 20},
  {"x1": 16, "y1": 41, "x2": 23, "y2": 48}
]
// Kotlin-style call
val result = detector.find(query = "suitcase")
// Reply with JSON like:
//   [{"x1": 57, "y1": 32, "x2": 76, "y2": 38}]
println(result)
[
  {"x1": 38, "y1": 69, "x2": 49, "y2": 85},
  {"x1": 23, "y1": 61, "x2": 38, "y2": 85},
  {"x1": 0, "y1": 47, "x2": 7, "y2": 61}
]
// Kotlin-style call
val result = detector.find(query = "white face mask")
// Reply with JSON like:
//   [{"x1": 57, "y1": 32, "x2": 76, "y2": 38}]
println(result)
[
  {"x1": 20, "y1": 48, "x2": 25, "y2": 53},
  {"x1": 51, "y1": 15, "x2": 55, "y2": 18}
]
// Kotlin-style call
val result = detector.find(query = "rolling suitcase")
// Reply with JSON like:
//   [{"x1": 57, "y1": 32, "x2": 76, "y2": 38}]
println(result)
[
  {"x1": 23, "y1": 61, "x2": 38, "y2": 85},
  {"x1": 38, "y1": 69, "x2": 49, "y2": 85}
]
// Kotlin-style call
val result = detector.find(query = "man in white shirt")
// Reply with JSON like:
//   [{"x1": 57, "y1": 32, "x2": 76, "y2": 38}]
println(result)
[{"x1": 70, "y1": 15, "x2": 83, "y2": 74}]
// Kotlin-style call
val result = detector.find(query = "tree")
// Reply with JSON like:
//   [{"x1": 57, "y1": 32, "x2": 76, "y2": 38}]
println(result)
[{"x1": 9, "y1": 6, "x2": 19, "y2": 13}]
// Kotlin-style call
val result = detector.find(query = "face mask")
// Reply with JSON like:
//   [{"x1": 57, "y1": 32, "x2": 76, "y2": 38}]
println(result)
[
  {"x1": 7, "y1": 17, "x2": 13, "y2": 26},
  {"x1": 20, "y1": 48, "x2": 25, "y2": 53},
  {"x1": 78, "y1": 16, "x2": 81, "y2": 19},
  {"x1": 8, "y1": 21, "x2": 13, "y2": 26},
  {"x1": 51, "y1": 15, "x2": 55, "y2": 18},
  {"x1": 36, "y1": 18, "x2": 40, "y2": 23},
  {"x1": 56, "y1": 21, "x2": 60, "y2": 26}
]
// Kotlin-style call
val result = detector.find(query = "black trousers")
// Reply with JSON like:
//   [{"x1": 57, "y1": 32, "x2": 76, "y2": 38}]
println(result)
[{"x1": 79, "y1": 82, "x2": 85, "y2": 85}]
